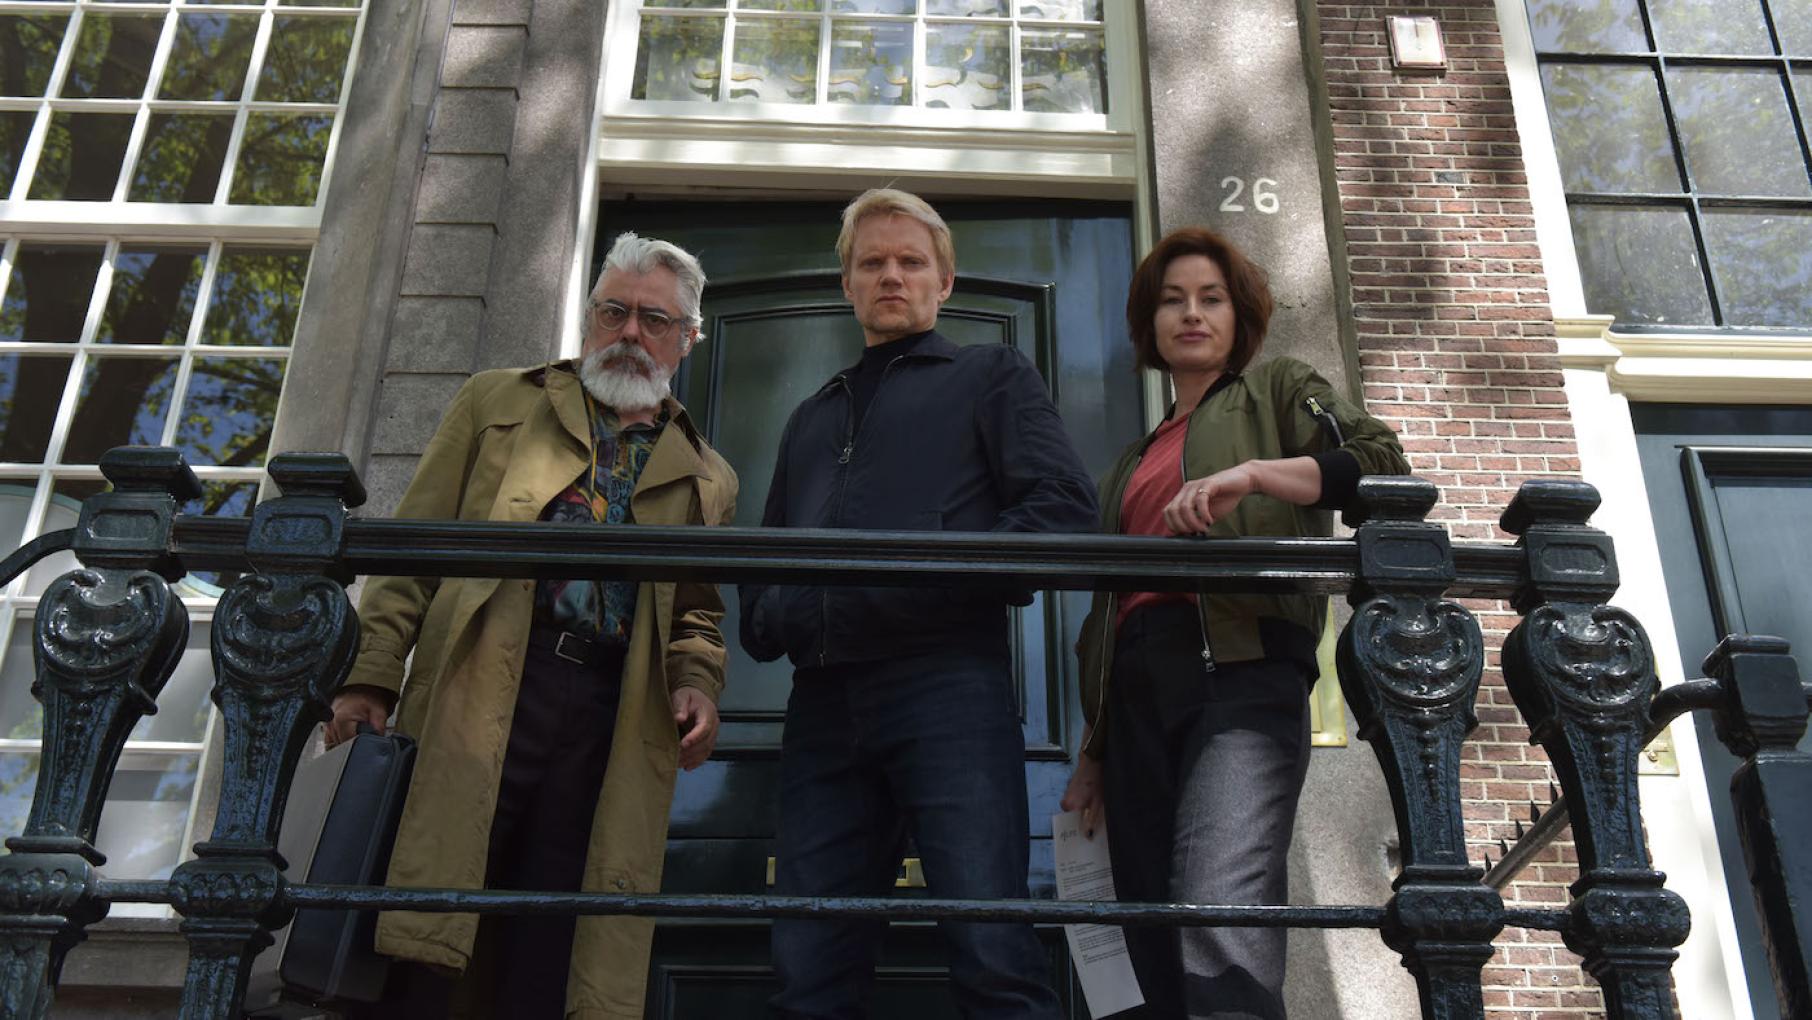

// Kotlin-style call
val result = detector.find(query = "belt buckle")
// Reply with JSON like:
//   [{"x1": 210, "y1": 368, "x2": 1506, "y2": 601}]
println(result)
[{"x1": 553, "y1": 631, "x2": 588, "y2": 665}]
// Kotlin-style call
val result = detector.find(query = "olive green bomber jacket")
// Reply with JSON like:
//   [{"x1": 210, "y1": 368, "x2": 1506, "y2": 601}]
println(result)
[{"x1": 1076, "y1": 355, "x2": 1410, "y2": 760}]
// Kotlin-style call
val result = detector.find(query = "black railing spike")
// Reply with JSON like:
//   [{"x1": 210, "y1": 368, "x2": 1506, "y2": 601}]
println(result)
[
  {"x1": 1529, "y1": 802, "x2": 1541, "y2": 824},
  {"x1": 1515, "y1": 819, "x2": 1525, "y2": 839},
  {"x1": 1549, "y1": 781, "x2": 1559, "y2": 803},
  {"x1": 1499, "y1": 838, "x2": 1510, "y2": 857}
]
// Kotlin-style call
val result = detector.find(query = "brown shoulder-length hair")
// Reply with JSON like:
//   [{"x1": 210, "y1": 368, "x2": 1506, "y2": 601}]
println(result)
[{"x1": 1126, "y1": 227, "x2": 1273, "y2": 375}]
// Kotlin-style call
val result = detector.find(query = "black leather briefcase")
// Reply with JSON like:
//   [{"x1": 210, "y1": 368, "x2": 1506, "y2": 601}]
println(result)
[{"x1": 248, "y1": 725, "x2": 416, "y2": 1012}]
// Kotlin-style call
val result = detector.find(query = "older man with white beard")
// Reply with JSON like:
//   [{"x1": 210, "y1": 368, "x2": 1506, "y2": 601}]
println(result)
[{"x1": 326, "y1": 232, "x2": 738, "y2": 1019}]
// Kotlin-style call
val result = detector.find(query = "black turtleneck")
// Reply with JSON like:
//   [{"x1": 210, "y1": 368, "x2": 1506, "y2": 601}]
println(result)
[{"x1": 848, "y1": 329, "x2": 931, "y2": 429}]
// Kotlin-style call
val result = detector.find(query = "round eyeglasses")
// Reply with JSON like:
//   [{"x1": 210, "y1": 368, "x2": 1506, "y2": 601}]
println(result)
[{"x1": 590, "y1": 300, "x2": 684, "y2": 341}]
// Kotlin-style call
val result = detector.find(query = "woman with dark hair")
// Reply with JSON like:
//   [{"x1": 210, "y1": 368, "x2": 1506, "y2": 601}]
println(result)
[{"x1": 1061, "y1": 228, "x2": 1408, "y2": 1019}]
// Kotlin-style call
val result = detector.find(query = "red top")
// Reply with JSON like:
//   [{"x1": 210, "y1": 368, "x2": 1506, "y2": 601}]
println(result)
[{"x1": 1116, "y1": 414, "x2": 1196, "y2": 630}]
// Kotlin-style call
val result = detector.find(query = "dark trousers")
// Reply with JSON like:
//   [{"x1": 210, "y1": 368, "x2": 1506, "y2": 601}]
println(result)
[
  {"x1": 1103, "y1": 604, "x2": 1311, "y2": 1020},
  {"x1": 769, "y1": 650, "x2": 1063, "y2": 1020},
  {"x1": 375, "y1": 630, "x2": 623, "y2": 1019}
]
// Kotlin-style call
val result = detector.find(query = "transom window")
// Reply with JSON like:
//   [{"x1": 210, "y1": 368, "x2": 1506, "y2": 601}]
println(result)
[
  {"x1": 0, "y1": 0, "x2": 366, "y2": 901},
  {"x1": 609, "y1": 1, "x2": 1111, "y2": 127},
  {"x1": 1527, "y1": 0, "x2": 1812, "y2": 330}
]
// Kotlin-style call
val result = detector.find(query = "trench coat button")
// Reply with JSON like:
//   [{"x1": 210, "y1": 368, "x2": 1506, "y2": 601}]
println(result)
[{"x1": 614, "y1": 878, "x2": 628, "y2": 890}]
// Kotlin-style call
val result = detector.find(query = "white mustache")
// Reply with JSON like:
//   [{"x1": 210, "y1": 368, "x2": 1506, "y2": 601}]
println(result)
[{"x1": 586, "y1": 341, "x2": 659, "y2": 375}]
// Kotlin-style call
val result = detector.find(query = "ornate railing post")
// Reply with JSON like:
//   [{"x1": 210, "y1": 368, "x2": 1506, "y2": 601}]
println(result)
[
  {"x1": 0, "y1": 448, "x2": 196, "y2": 1018},
  {"x1": 1335, "y1": 477, "x2": 1499, "y2": 1019},
  {"x1": 1699, "y1": 634, "x2": 1812, "y2": 1017},
  {"x1": 170, "y1": 453, "x2": 363, "y2": 1019},
  {"x1": 1499, "y1": 481, "x2": 1687, "y2": 1020}
]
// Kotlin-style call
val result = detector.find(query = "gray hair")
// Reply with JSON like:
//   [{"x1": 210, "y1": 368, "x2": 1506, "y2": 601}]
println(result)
[{"x1": 594, "y1": 231, "x2": 707, "y2": 328}]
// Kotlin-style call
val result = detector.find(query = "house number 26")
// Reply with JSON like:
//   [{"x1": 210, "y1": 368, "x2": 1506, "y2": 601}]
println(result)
[{"x1": 1219, "y1": 176, "x2": 1280, "y2": 214}]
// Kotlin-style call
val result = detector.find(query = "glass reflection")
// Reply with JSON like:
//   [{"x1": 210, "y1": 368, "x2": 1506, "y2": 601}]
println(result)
[
  {"x1": 0, "y1": 15, "x2": 70, "y2": 97},
  {"x1": 1523, "y1": 0, "x2": 1648, "y2": 53},
  {"x1": 175, "y1": 355, "x2": 285, "y2": 467},
  {"x1": 97, "y1": 248, "x2": 207, "y2": 345},
  {"x1": 229, "y1": 113, "x2": 333, "y2": 206},
  {"x1": 202, "y1": 248, "x2": 311, "y2": 347},
  {"x1": 1541, "y1": 64, "x2": 1679, "y2": 194},
  {"x1": 1646, "y1": 0, "x2": 1771, "y2": 55},
  {"x1": 1020, "y1": 27, "x2": 1104, "y2": 113},
  {"x1": 0, "y1": 622, "x2": 41, "y2": 740},
  {"x1": 1669, "y1": 68, "x2": 1811, "y2": 197},
  {"x1": 0, "y1": 245, "x2": 104, "y2": 342},
  {"x1": 1568, "y1": 204, "x2": 1713, "y2": 325},
  {"x1": 927, "y1": 0, "x2": 1010, "y2": 14},
  {"x1": 1018, "y1": 0, "x2": 1101, "y2": 19},
  {"x1": 160, "y1": 14, "x2": 258, "y2": 101},
  {"x1": 93, "y1": 756, "x2": 200, "y2": 884},
  {"x1": 62, "y1": 355, "x2": 180, "y2": 463},
  {"x1": 828, "y1": 21, "x2": 911, "y2": 105},
  {"x1": 730, "y1": 17, "x2": 819, "y2": 103},
  {"x1": 832, "y1": 0, "x2": 915, "y2": 12},
  {"x1": 925, "y1": 22, "x2": 1009, "y2": 111},
  {"x1": 0, "y1": 112, "x2": 35, "y2": 198},
  {"x1": 27, "y1": 112, "x2": 134, "y2": 201},
  {"x1": 257, "y1": 15, "x2": 357, "y2": 104},
  {"x1": 60, "y1": 14, "x2": 164, "y2": 99},
  {"x1": 0, "y1": 356, "x2": 74, "y2": 463},
  {"x1": 1702, "y1": 209, "x2": 1812, "y2": 327},
  {"x1": 632, "y1": 16, "x2": 723, "y2": 101},
  {"x1": 129, "y1": 113, "x2": 233, "y2": 204},
  {"x1": 743, "y1": 1, "x2": 822, "y2": 9}
]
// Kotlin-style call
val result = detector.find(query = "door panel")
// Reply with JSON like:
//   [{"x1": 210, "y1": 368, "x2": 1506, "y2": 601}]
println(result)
[
  {"x1": 1634, "y1": 406, "x2": 1812, "y2": 1020},
  {"x1": 597, "y1": 200, "x2": 1137, "y2": 1017}
]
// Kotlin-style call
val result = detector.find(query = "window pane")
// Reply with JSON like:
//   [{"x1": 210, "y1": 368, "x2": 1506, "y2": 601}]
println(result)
[
  {"x1": 1669, "y1": 67, "x2": 1810, "y2": 196},
  {"x1": 1701, "y1": 209, "x2": 1812, "y2": 327},
  {"x1": 229, "y1": 113, "x2": 332, "y2": 206},
  {"x1": 175, "y1": 356, "x2": 285, "y2": 467},
  {"x1": 1018, "y1": 0, "x2": 1102, "y2": 19},
  {"x1": 1020, "y1": 27, "x2": 1104, "y2": 114},
  {"x1": 60, "y1": 14, "x2": 164, "y2": 99},
  {"x1": 925, "y1": 23, "x2": 1009, "y2": 111},
  {"x1": 928, "y1": 0, "x2": 1010, "y2": 14},
  {"x1": 129, "y1": 113, "x2": 233, "y2": 203},
  {"x1": 0, "y1": 16, "x2": 71, "y2": 97},
  {"x1": 1541, "y1": 64, "x2": 1679, "y2": 193},
  {"x1": 0, "y1": 356, "x2": 74, "y2": 463},
  {"x1": 828, "y1": 21, "x2": 912, "y2": 106},
  {"x1": 61, "y1": 355, "x2": 180, "y2": 463},
  {"x1": 742, "y1": 0, "x2": 822, "y2": 9},
  {"x1": 0, "y1": 245, "x2": 104, "y2": 342},
  {"x1": 96, "y1": 247, "x2": 207, "y2": 345},
  {"x1": 24, "y1": 477, "x2": 107, "y2": 595},
  {"x1": 1568, "y1": 204, "x2": 1714, "y2": 325},
  {"x1": 0, "y1": 483, "x2": 29, "y2": 566},
  {"x1": 201, "y1": 248, "x2": 311, "y2": 347},
  {"x1": 1776, "y1": 0, "x2": 1812, "y2": 55},
  {"x1": 256, "y1": 15, "x2": 357, "y2": 104},
  {"x1": 648, "y1": 0, "x2": 727, "y2": 7},
  {"x1": 1646, "y1": 0, "x2": 1772, "y2": 54},
  {"x1": 0, "y1": 112, "x2": 35, "y2": 198},
  {"x1": 159, "y1": 14, "x2": 258, "y2": 102},
  {"x1": 27, "y1": 112, "x2": 134, "y2": 201},
  {"x1": 286, "y1": 0, "x2": 361, "y2": 7},
  {"x1": 729, "y1": 16, "x2": 820, "y2": 104},
  {"x1": 1523, "y1": 0, "x2": 1648, "y2": 53},
  {"x1": 632, "y1": 15, "x2": 724, "y2": 101},
  {"x1": 94, "y1": 754, "x2": 199, "y2": 883},
  {"x1": 835, "y1": 0, "x2": 915, "y2": 13}
]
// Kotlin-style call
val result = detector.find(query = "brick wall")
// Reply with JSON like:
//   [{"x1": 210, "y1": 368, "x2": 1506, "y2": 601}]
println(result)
[{"x1": 1314, "y1": 4, "x2": 1605, "y2": 1016}]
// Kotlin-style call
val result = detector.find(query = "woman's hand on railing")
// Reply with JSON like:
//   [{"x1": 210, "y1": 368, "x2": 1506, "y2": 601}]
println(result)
[
  {"x1": 326, "y1": 686, "x2": 393, "y2": 747},
  {"x1": 1060, "y1": 739, "x2": 1105, "y2": 839}
]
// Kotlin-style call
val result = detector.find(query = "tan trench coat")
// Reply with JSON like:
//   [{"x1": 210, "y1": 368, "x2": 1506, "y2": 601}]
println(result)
[{"x1": 343, "y1": 361, "x2": 737, "y2": 1019}]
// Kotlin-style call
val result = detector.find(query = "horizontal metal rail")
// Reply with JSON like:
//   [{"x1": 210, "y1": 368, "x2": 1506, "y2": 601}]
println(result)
[
  {"x1": 88, "y1": 881, "x2": 1572, "y2": 932},
  {"x1": 165, "y1": 517, "x2": 1527, "y2": 598}
]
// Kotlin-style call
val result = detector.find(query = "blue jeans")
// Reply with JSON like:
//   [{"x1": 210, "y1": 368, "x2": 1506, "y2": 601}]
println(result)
[{"x1": 770, "y1": 650, "x2": 1062, "y2": 1020}]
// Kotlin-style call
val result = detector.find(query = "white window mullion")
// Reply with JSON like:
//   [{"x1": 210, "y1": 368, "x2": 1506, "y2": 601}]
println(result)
[
  {"x1": 213, "y1": 8, "x2": 278, "y2": 205},
  {"x1": 816, "y1": 9, "x2": 832, "y2": 107},
  {"x1": 108, "y1": 5, "x2": 183, "y2": 204},
  {"x1": 0, "y1": 238, "x2": 17, "y2": 314}
]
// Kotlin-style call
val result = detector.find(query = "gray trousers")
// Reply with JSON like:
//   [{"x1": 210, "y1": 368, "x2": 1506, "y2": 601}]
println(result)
[{"x1": 1103, "y1": 603, "x2": 1311, "y2": 1020}]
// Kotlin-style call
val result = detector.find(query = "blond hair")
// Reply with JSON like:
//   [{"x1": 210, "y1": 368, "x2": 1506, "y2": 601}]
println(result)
[{"x1": 835, "y1": 188, "x2": 955, "y2": 278}]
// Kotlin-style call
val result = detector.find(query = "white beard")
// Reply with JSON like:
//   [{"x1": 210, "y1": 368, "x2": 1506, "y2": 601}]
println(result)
[{"x1": 579, "y1": 342, "x2": 672, "y2": 413}]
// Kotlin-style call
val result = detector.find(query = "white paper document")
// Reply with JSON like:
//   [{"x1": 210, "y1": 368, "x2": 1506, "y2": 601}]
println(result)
[{"x1": 1052, "y1": 810, "x2": 1144, "y2": 1018}]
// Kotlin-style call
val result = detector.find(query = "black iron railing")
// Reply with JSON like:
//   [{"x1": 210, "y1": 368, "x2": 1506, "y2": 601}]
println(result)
[{"x1": 0, "y1": 446, "x2": 1806, "y2": 1020}]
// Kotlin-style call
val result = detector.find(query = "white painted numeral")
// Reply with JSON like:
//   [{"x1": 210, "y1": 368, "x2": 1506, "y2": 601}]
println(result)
[{"x1": 1219, "y1": 176, "x2": 1281, "y2": 215}]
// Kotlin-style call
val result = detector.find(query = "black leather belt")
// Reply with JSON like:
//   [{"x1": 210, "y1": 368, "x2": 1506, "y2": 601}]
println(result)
[{"x1": 528, "y1": 626, "x2": 626, "y2": 672}]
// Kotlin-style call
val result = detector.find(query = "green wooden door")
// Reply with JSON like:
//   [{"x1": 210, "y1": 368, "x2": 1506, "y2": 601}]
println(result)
[{"x1": 595, "y1": 200, "x2": 1140, "y2": 1018}]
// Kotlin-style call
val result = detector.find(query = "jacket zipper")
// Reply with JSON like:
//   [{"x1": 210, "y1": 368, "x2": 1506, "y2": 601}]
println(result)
[
  {"x1": 821, "y1": 356, "x2": 907, "y2": 665},
  {"x1": 1177, "y1": 405, "x2": 1217, "y2": 674}
]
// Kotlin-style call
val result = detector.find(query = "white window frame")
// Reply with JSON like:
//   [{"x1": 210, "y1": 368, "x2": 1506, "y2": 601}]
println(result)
[{"x1": 0, "y1": 0, "x2": 371, "y2": 913}]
